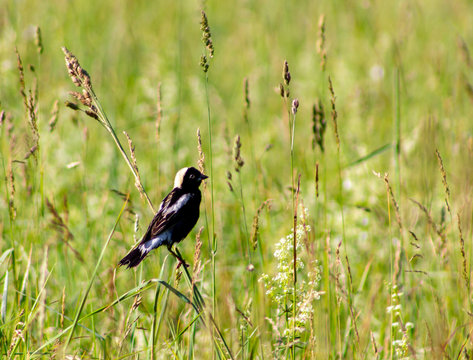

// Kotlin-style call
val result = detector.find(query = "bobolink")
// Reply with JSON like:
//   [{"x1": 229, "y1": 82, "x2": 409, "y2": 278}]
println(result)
[{"x1": 119, "y1": 167, "x2": 207, "y2": 268}]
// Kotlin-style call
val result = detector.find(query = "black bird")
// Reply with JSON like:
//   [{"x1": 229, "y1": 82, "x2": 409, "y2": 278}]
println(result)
[{"x1": 119, "y1": 167, "x2": 207, "y2": 268}]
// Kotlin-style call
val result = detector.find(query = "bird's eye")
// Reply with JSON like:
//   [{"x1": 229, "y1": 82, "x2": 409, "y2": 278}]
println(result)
[{"x1": 189, "y1": 174, "x2": 195, "y2": 179}]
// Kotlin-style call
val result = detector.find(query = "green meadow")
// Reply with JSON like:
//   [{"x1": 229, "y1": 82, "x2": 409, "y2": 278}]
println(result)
[{"x1": 1, "y1": 0, "x2": 473, "y2": 358}]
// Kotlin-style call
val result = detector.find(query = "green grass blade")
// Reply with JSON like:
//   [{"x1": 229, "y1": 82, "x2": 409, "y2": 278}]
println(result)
[
  {"x1": 345, "y1": 143, "x2": 393, "y2": 168},
  {"x1": 1, "y1": 270, "x2": 8, "y2": 324},
  {"x1": 0, "y1": 249, "x2": 13, "y2": 266}
]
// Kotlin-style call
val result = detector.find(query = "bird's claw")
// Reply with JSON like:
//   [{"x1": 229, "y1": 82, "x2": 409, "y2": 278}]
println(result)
[{"x1": 176, "y1": 259, "x2": 190, "y2": 269}]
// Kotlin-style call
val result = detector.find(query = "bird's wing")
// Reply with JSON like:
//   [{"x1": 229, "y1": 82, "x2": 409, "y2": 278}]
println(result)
[{"x1": 140, "y1": 188, "x2": 194, "y2": 243}]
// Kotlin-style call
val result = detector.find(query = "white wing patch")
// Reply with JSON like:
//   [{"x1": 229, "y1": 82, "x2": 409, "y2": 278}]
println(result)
[
  {"x1": 139, "y1": 231, "x2": 173, "y2": 254},
  {"x1": 167, "y1": 193, "x2": 192, "y2": 214},
  {"x1": 138, "y1": 194, "x2": 192, "y2": 255}
]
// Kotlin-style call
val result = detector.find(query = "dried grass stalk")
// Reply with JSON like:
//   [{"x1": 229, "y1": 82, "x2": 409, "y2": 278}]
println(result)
[
  {"x1": 49, "y1": 100, "x2": 59, "y2": 132},
  {"x1": 435, "y1": 149, "x2": 451, "y2": 216},
  {"x1": 328, "y1": 76, "x2": 340, "y2": 150},
  {"x1": 250, "y1": 200, "x2": 271, "y2": 250},
  {"x1": 233, "y1": 135, "x2": 244, "y2": 172},
  {"x1": 457, "y1": 214, "x2": 470, "y2": 293}
]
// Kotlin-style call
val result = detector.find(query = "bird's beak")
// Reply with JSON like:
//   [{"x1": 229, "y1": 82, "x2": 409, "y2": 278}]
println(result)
[{"x1": 200, "y1": 174, "x2": 209, "y2": 180}]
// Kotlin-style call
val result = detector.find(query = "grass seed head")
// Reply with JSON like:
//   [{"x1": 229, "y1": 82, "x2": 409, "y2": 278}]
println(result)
[
  {"x1": 35, "y1": 26, "x2": 44, "y2": 54},
  {"x1": 312, "y1": 98, "x2": 326, "y2": 152},
  {"x1": 48, "y1": 100, "x2": 59, "y2": 132},
  {"x1": 200, "y1": 10, "x2": 214, "y2": 58},
  {"x1": 233, "y1": 134, "x2": 244, "y2": 172},
  {"x1": 291, "y1": 98, "x2": 299, "y2": 115},
  {"x1": 64, "y1": 101, "x2": 79, "y2": 111},
  {"x1": 62, "y1": 47, "x2": 91, "y2": 88},
  {"x1": 244, "y1": 77, "x2": 250, "y2": 109},
  {"x1": 196, "y1": 129, "x2": 206, "y2": 180},
  {"x1": 283, "y1": 60, "x2": 291, "y2": 86},
  {"x1": 200, "y1": 55, "x2": 209, "y2": 73}
]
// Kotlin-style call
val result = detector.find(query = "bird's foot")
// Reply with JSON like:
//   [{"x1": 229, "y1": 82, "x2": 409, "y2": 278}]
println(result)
[{"x1": 176, "y1": 258, "x2": 190, "y2": 269}]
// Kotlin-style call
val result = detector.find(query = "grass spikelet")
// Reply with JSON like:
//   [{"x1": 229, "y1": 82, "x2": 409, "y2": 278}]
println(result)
[
  {"x1": 250, "y1": 200, "x2": 271, "y2": 251},
  {"x1": 200, "y1": 10, "x2": 214, "y2": 58},
  {"x1": 233, "y1": 134, "x2": 244, "y2": 172},
  {"x1": 291, "y1": 98, "x2": 299, "y2": 115},
  {"x1": 457, "y1": 214, "x2": 470, "y2": 294},
  {"x1": 410, "y1": 198, "x2": 446, "y2": 257},
  {"x1": 383, "y1": 174, "x2": 402, "y2": 231},
  {"x1": 35, "y1": 26, "x2": 43, "y2": 55},
  {"x1": 26, "y1": 90, "x2": 39, "y2": 145},
  {"x1": 312, "y1": 98, "x2": 326, "y2": 152},
  {"x1": 24, "y1": 145, "x2": 38, "y2": 160},
  {"x1": 192, "y1": 227, "x2": 204, "y2": 289},
  {"x1": 226, "y1": 171, "x2": 233, "y2": 192},
  {"x1": 133, "y1": 213, "x2": 140, "y2": 243},
  {"x1": 435, "y1": 149, "x2": 451, "y2": 216},
  {"x1": 48, "y1": 100, "x2": 59, "y2": 132},
  {"x1": 283, "y1": 60, "x2": 291, "y2": 86},
  {"x1": 280, "y1": 60, "x2": 292, "y2": 100},
  {"x1": 64, "y1": 101, "x2": 79, "y2": 111},
  {"x1": 174, "y1": 264, "x2": 182, "y2": 288},
  {"x1": 315, "y1": 162, "x2": 319, "y2": 198},
  {"x1": 15, "y1": 47, "x2": 26, "y2": 103},
  {"x1": 316, "y1": 14, "x2": 327, "y2": 71},
  {"x1": 408, "y1": 231, "x2": 423, "y2": 264},
  {"x1": 328, "y1": 76, "x2": 340, "y2": 149},
  {"x1": 335, "y1": 239, "x2": 343, "y2": 304},
  {"x1": 244, "y1": 77, "x2": 250, "y2": 110},
  {"x1": 7, "y1": 158, "x2": 16, "y2": 220},
  {"x1": 124, "y1": 131, "x2": 146, "y2": 200},
  {"x1": 200, "y1": 55, "x2": 209, "y2": 73},
  {"x1": 62, "y1": 47, "x2": 91, "y2": 88},
  {"x1": 197, "y1": 128, "x2": 205, "y2": 174}
]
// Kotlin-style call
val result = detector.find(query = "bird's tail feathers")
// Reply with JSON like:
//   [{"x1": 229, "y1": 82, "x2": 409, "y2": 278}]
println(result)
[{"x1": 118, "y1": 245, "x2": 148, "y2": 268}]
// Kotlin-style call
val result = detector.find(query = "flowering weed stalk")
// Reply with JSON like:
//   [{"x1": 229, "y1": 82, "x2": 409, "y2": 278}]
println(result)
[
  {"x1": 387, "y1": 284, "x2": 414, "y2": 359},
  {"x1": 260, "y1": 215, "x2": 322, "y2": 356}
]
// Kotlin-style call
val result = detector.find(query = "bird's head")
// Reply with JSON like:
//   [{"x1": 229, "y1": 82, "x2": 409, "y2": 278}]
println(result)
[{"x1": 174, "y1": 167, "x2": 208, "y2": 189}]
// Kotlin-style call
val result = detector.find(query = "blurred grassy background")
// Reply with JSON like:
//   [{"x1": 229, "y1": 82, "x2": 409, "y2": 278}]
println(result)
[{"x1": 1, "y1": 0, "x2": 473, "y2": 358}]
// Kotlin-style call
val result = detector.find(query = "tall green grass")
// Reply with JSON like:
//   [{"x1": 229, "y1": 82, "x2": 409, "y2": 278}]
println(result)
[{"x1": 1, "y1": 0, "x2": 473, "y2": 358}]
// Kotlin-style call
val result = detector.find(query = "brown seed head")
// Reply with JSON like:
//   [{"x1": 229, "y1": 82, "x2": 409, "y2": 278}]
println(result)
[
  {"x1": 62, "y1": 47, "x2": 91, "y2": 88},
  {"x1": 279, "y1": 83, "x2": 285, "y2": 98},
  {"x1": 292, "y1": 98, "x2": 299, "y2": 114},
  {"x1": 233, "y1": 134, "x2": 244, "y2": 172},
  {"x1": 200, "y1": 55, "x2": 209, "y2": 73},
  {"x1": 283, "y1": 60, "x2": 291, "y2": 86},
  {"x1": 85, "y1": 109, "x2": 99, "y2": 120},
  {"x1": 197, "y1": 128, "x2": 205, "y2": 175}
]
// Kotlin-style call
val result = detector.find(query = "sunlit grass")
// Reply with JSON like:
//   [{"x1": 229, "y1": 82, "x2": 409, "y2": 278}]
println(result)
[{"x1": 1, "y1": 0, "x2": 473, "y2": 358}]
